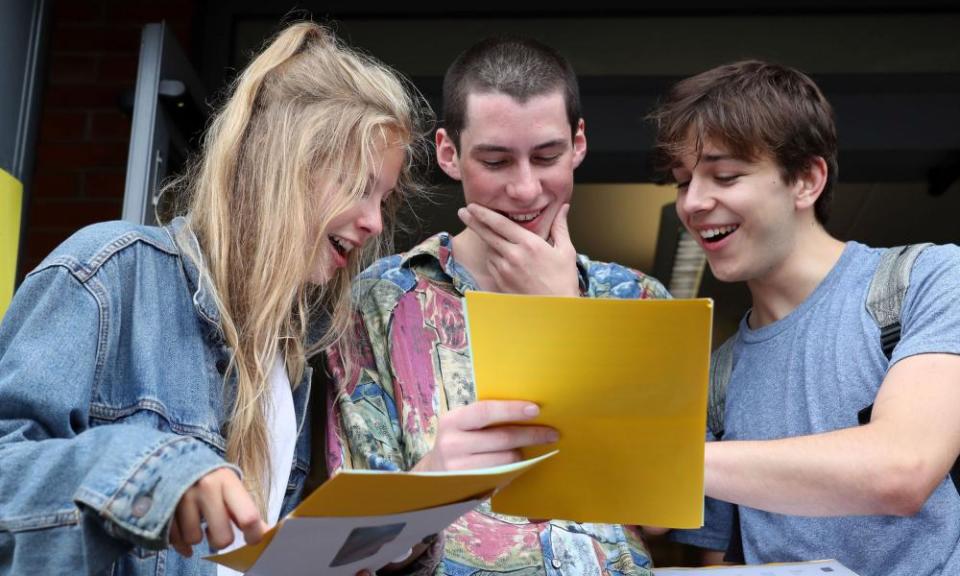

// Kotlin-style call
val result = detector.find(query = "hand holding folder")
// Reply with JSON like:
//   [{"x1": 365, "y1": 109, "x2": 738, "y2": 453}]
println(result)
[
  {"x1": 413, "y1": 399, "x2": 558, "y2": 472},
  {"x1": 206, "y1": 451, "x2": 556, "y2": 575}
]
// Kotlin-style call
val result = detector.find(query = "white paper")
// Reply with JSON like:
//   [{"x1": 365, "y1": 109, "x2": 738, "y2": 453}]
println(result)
[
  {"x1": 653, "y1": 559, "x2": 861, "y2": 576},
  {"x1": 245, "y1": 497, "x2": 483, "y2": 575}
]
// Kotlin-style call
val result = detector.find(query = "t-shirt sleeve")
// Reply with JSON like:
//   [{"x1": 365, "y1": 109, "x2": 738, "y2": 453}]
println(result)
[{"x1": 890, "y1": 244, "x2": 960, "y2": 364}]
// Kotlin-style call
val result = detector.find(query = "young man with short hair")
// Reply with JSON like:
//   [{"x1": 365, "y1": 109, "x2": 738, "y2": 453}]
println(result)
[
  {"x1": 325, "y1": 37, "x2": 669, "y2": 574},
  {"x1": 652, "y1": 60, "x2": 960, "y2": 576}
]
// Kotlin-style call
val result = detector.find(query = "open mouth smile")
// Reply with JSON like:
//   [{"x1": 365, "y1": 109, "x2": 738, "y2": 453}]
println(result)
[
  {"x1": 699, "y1": 224, "x2": 740, "y2": 245},
  {"x1": 328, "y1": 235, "x2": 354, "y2": 266}
]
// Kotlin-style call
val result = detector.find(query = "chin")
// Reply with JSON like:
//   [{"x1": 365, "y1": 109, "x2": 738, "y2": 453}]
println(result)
[
  {"x1": 538, "y1": 212, "x2": 558, "y2": 240},
  {"x1": 706, "y1": 260, "x2": 744, "y2": 284}
]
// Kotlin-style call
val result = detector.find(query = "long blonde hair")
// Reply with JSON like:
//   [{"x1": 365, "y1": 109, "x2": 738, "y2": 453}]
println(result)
[{"x1": 174, "y1": 21, "x2": 430, "y2": 514}]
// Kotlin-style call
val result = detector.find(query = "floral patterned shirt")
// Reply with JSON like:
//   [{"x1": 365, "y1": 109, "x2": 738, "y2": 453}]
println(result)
[{"x1": 326, "y1": 232, "x2": 671, "y2": 575}]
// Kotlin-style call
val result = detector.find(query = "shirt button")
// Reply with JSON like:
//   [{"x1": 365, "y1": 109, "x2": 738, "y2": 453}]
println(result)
[
  {"x1": 551, "y1": 558, "x2": 562, "y2": 569},
  {"x1": 132, "y1": 495, "x2": 153, "y2": 518}
]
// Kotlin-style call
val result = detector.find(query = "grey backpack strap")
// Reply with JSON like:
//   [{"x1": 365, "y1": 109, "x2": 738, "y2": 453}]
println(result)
[
  {"x1": 708, "y1": 335, "x2": 737, "y2": 440},
  {"x1": 865, "y1": 243, "x2": 932, "y2": 359}
]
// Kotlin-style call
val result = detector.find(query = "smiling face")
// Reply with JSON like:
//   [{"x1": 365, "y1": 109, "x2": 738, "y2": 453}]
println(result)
[
  {"x1": 672, "y1": 138, "x2": 804, "y2": 284},
  {"x1": 309, "y1": 143, "x2": 405, "y2": 285},
  {"x1": 437, "y1": 90, "x2": 586, "y2": 241}
]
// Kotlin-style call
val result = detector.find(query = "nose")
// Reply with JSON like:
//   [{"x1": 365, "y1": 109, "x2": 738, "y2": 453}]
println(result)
[
  {"x1": 505, "y1": 161, "x2": 541, "y2": 204},
  {"x1": 677, "y1": 176, "x2": 714, "y2": 217},
  {"x1": 356, "y1": 199, "x2": 384, "y2": 239}
]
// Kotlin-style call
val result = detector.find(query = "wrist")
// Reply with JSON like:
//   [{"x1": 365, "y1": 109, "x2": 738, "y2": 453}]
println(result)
[{"x1": 411, "y1": 452, "x2": 438, "y2": 472}]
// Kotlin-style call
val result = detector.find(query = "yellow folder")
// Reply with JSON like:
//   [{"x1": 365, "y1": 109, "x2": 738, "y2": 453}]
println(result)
[
  {"x1": 465, "y1": 292, "x2": 712, "y2": 528},
  {"x1": 208, "y1": 451, "x2": 556, "y2": 572}
]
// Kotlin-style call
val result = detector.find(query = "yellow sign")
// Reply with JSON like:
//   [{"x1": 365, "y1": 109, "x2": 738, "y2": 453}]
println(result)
[
  {"x1": 466, "y1": 291, "x2": 713, "y2": 528},
  {"x1": 0, "y1": 169, "x2": 23, "y2": 320}
]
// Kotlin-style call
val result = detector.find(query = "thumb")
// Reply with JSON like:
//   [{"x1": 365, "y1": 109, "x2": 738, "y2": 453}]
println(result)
[{"x1": 550, "y1": 204, "x2": 573, "y2": 249}]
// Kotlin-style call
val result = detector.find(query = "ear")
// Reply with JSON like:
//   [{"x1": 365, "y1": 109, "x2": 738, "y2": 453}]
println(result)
[
  {"x1": 571, "y1": 118, "x2": 587, "y2": 169},
  {"x1": 435, "y1": 128, "x2": 462, "y2": 181},
  {"x1": 794, "y1": 156, "x2": 828, "y2": 212}
]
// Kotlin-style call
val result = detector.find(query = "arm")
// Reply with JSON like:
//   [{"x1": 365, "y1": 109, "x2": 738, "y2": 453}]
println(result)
[
  {"x1": 705, "y1": 352, "x2": 960, "y2": 516},
  {"x1": 0, "y1": 267, "x2": 238, "y2": 572}
]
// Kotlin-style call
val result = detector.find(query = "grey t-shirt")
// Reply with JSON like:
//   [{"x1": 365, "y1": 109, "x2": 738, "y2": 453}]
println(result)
[{"x1": 673, "y1": 241, "x2": 960, "y2": 576}]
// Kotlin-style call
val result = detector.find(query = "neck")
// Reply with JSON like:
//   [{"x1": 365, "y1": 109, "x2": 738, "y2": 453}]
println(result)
[
  {"x1": 746, "y1": 222, "x2": 846, "y2": 329},
  {"x1": 451, "y1": 227, "x2": 500, "y2": 291}
]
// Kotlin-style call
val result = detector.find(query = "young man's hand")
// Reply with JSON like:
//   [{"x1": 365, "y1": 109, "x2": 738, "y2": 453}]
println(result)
[
  {"x1": 458, "y1": 203, "x2": 579, "y2": 297},
  {"x1": 413, "y1": 400, "x2": 559, "y2": 472},
  {"x1": 169, "y1": 467, "x2": 268, "y2": 557}
]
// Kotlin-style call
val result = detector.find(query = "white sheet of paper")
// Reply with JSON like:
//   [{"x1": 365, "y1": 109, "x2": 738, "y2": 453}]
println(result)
[
  {"x1": 653, "y1": 559, "x2": 860, "y2": 576},
  {"x1": 245, "y1": 497, "x2": 483, "y2": 576}
]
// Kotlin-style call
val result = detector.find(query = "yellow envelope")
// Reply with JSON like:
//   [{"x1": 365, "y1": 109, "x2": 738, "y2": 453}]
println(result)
[
  {"x1": 208, "y1": 451, "x2": 556, "y2": 572},
  {"x1": 466, "y1": 292, "x2": 712, "y2": 528},
  {"x1": 0, "y1": 169, "x2": 23, "y2": 320}
]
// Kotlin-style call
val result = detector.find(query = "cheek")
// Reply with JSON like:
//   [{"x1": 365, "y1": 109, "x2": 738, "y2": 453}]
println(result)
[
  {"x1": 675, "y1": 195, "x2": 688, "y2": 220},
  {"x1": 324, "y1": 204, "x2": 361, "y2": 235},
  {"x1": 308, "y1": 245, "x2": 332, "y2": 285},
  {"x1": 461, "y1": 172, "x2": 500, "y2": 204},
  {"x1": 543, "y1": 169, "x2": 574, "y2": 201}
]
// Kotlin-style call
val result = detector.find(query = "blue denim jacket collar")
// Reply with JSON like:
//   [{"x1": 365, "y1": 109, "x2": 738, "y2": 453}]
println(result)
[
  {"x1": 166, "y1": 216, "x2": 222, "y2": 332},
  {"x1": 167, "y1": 216, "x2": 329, "y2": 352}
]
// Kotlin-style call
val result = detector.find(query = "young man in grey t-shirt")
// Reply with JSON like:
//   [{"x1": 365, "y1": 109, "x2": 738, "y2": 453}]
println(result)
[{"x1": 649, "y1": 61, "x2": 960, "y2": 576}]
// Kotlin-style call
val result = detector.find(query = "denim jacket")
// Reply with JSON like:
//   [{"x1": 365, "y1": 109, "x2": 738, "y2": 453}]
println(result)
[{"x1": 0, "y1": 217, "x2": 312, "y2": 575}]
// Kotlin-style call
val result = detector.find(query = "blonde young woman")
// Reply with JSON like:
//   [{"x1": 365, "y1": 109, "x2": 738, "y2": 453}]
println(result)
[{"x1": 0, "y1": 22, "x2": 429, "y2": 575}]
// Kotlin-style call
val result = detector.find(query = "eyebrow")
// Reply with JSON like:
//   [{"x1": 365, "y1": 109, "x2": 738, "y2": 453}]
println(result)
[
  {"x1": 700, "y1": 154, "x2": 738, "y2": 163},
  {"x1": 671, "y1": 153, "x2": 744, "y2": 170},
  {"x1": 471, "y1": 139, "x2": 568, "y2": 154}
]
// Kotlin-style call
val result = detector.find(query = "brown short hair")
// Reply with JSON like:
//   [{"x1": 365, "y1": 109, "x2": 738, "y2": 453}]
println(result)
[
  {"x1": 650, "y1": 60, "x2": 838, "y2": 224},
  {"x1": 441, "y1": 36, "x2": 581, "y2": 150}
]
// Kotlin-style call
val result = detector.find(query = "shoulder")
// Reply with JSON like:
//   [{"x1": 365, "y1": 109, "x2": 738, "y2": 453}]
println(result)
[
  {"x1": 29, "y1": 221, "x2": 177, "y2": 284},
  {"x1": 863, "y1": 242, "x2": 960, "y2": 302},
  {"x1": 910, "y1": 243, "x2": 960, "y2": 279},
  {"x1": 899, "y1": 243, "x2": 960, "y2": 311},
  {"x1": 356, "y1": 253, "x2": 413, "y2": 287},
  {"x1": 352, "y1": 235, "x2": 448, "y2": 314},
  {"x1": 879, "y1": 242, "x2": 960, "y2": 364},
  {"x1": 577, "y1": 254, "x2": 671, "y2": 300},
  {"x1": 351, "y1": 254, "x2": 414, "y2": 321}
]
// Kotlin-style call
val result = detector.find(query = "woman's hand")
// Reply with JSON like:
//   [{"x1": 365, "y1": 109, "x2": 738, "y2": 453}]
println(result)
[{"x1": 169, "y1": 468, "x2": 268, "y2": 557}]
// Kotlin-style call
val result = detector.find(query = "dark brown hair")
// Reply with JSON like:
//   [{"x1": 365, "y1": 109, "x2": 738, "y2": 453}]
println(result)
[
  {"x1": 651, "y1": 60, "x2": 838, "y2": 224},
  {"x1": 441, "y1": 36, "x2": 581, "y2": 150}
]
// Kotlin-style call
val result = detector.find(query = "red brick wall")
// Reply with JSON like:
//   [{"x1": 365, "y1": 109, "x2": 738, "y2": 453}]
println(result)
[{"x1": 24, "y1": 0, "x2": 197, "y2": 277}]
